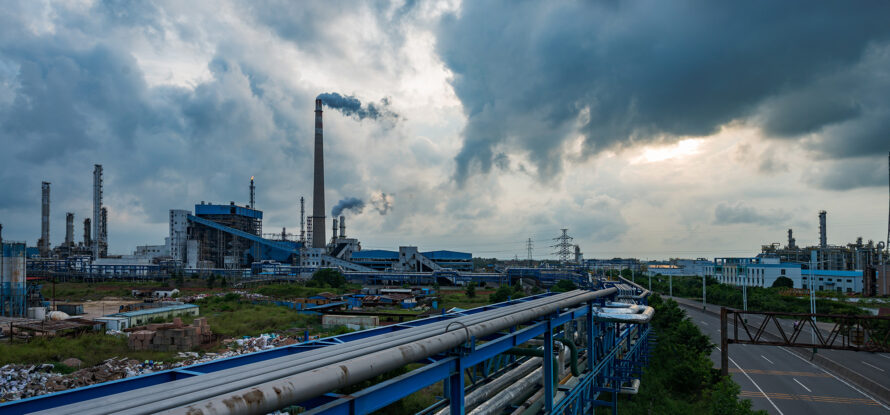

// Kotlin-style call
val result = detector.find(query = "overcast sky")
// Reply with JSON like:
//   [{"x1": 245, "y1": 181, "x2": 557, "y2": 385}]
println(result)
[{"x1": 1, "y1": 0, "x2": 889, "y2": 260}]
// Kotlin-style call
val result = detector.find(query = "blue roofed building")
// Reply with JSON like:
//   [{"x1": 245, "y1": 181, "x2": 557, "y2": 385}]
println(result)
[{"x1": 350, "y1": 247, "x2": 473, "y2": 271}]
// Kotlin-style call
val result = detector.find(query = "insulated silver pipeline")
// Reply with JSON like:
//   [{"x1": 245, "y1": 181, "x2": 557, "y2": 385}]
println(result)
[
  {"x1": 616, "y1": 276, "x2": 650, "y2": 300},
  {"x1": 46, "y1": 291, "x2": 587, "y2": 415},
  {"x1": 592, "y1": 305, "x2": 654, "y2": 323},
  {"x1": 468, "y1": 366, "x2": 542, "y2": 415},
  {"x1": 157, "y1": 288, "x2": 617, "y2": 415},
  {"x1": 434, "y1": 357, "x2": 542, "y2": 415}
]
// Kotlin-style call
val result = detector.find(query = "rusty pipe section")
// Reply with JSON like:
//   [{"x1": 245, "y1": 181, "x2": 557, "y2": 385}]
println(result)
[{"x1": 162, "y1": 288, "x2": 617, "y2": 415}]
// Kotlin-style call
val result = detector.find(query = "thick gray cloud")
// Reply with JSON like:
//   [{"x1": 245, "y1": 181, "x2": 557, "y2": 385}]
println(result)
[
  {"x1": 437, "y1": 1, "x2": 890, "y2": 184},
  {"x1": 714, "y1": 202, "x2": 791, "y2": 226},
  {"x1": 805, "y1": 157, "x2": 888, "y2": 191}
]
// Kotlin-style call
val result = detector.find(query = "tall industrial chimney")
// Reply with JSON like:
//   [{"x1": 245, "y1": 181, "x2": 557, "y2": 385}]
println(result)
[
  {"x1": 65, "y1": 213, "x2": 74, "y2": 246},
  {"x1": 249, "y1": 176, "x2": 256, "y2": 209},
  {"x1": 332, "y1": 218, "x2": 338, "y2": 240},
  {"x1": 40, "y1": 181, "x2": 50, "y2": 256},
  {"x1": 339, "y1": 215, "x2": 345, "y2": 238},
  {"x1": 818, "y1": 210, "x2": 827, "y2": 248},
  {"x1": 311, "y1": 99, "x2": 326, "y2": 249},
  {"x1": 93, "y1": 164, "x2": 103, "y2": 259},
  {"x1": 787, "y1": 229, "x2": 796, "y2": 249},
  {"x1": 83, "y1": 218, "x2": 91, "y2": 247}
]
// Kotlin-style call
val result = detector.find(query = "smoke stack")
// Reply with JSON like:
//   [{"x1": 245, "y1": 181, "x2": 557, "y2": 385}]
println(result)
[
  {"x1": 819, "y1": 210, "x2": 827, "y2": 248},
  {"x1": 282, "y1": 227, "x2": 286, "y2": 241},
  {"x1": 311, "y1": 99, "x2": 326, "y2": 249},
  {"x1": 93, "y1": 164, "x2": 103, "y2": 259},
  {"x1": 787, "y1": 228, "x2": 796, "y2": 249},
  {"x1": 65, "y1": 213, "x2": 74, "y2": 246},
  {"x1": 249, "y1": 176, "x2": 255, "y2": 209},
  {"x1": 332, "y1": 218, "x2": 338, "y2": 240},
  {"x1": 40, "y1": 181, "x2": 50, "y2": 256},
  {"x1": 83, "y1": 218, "x2": 91, "y2": 247},
  {"x1": 339, "y1": 215, "x2": 345, "y2": 238}
]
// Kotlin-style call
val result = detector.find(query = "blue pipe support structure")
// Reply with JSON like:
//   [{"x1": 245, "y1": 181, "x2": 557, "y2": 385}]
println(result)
[{"x1": 0, "y1": 285, "x2": 651, "y2": 415}]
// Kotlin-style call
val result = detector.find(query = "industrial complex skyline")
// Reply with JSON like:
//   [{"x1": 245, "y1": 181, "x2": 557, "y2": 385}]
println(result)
[{"x1": 1, "y1": 1, "x2": 890, "y2": 259}]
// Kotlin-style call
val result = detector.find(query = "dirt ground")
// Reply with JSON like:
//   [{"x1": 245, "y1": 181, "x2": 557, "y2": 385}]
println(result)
[{"x1": 55, "y1": 299, "x2": 142, "y2": 319}]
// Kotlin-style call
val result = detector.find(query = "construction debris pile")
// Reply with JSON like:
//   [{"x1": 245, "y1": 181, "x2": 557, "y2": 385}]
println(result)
[
  {"x1": 0, "y1": 358, "x2": 168, "y2": 402},
  {"x1": 0, "y1": 332, "x2": 311, "y2": 402},
  {"x1": 128, "y1": 318, "x2": 212, "y2": 352}
]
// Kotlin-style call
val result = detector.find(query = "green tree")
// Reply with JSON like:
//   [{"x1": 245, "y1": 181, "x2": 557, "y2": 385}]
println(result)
[
  {"x1": 206, "y1": 274, "x2": 216, "y2": 289},
  {"x1": 220, "y1": 277, "x2": 228, "y2": 289},
  {"x1": 311, "y1": 268, "x2": 346, "y2": 289},
  {"x1": 465, "y1": 282, "x2": 476, "y2": 298},
  {"x1": 771, "y1": 276, "x2": 793, "y2": 289},
  {"x1": 552, "y1": 279, "x2": 577, "y2": 292},
  {"x1": 489, "y1": 285, "x2": 513, "y2": 303}
]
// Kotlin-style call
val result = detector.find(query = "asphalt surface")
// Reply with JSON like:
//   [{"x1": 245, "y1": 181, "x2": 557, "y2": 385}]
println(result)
[{"x1": 675, "y1": 300, "x2": 890, "y2": 415}]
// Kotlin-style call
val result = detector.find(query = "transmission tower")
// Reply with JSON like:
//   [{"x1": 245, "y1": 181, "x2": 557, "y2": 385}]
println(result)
[
  {"x1": 526, "y1": 238, "x2": 533, "y2": 266},
  {"x1": 551, "y1": 229, "x2": 573, "y2": 265}
]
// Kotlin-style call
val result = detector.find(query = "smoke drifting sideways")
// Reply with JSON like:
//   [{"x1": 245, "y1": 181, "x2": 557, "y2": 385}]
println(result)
[
  {"x1": 316, "y1": 92, "x2": 399, "y2": 122},
  {"x1": 370, "y1": 192, "x2": 394, "y2": 215},
  {"x1": 332, "y1": 192, "x2": 394, "y2": 217},
  {"x1": 332, "y1": 197, "x2": 365, "y2": 216}
]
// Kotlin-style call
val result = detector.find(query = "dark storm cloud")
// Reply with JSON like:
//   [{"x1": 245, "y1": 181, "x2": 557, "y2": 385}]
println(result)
[
  {"x1": 0, "y1": 3, "x2": 324, "y2": 248},
  {"x1": 437, "y1": 1, "x2": 890, "y2": 184},
  {"x1": 714, "y1": 202, "x2": 791, "y2": 226},
  {"x1": 317, "y1": 92, "x2": 399, "y2": 122},
  {"x1": 805, "y1": 158, "x2": 888, "y2": 191}
]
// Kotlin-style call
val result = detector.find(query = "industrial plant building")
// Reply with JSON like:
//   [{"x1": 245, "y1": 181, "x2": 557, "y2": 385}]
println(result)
[{"x1": 19, "y1": 98, "x2": 473, "y2": 280}]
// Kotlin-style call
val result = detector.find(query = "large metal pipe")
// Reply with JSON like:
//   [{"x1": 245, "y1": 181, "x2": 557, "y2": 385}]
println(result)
[
  {"x1": 468, "y1": 365, "x2": 543, "y2": 415},
  {"x1": 435, "y1": 357, "x2": 542, "y2": 415},
  {"x1": 593, "y1": 305, "x2": 654, "y2": 324},
  {"x1": 311, "y1": 99, "x2": 326, "y2": 249},
  {"x1": 52, "y1": 292, "x2": 586, "y2": 414},
  {"x1": 159, "y1": 288, "x2": 617, "y2": 415}
]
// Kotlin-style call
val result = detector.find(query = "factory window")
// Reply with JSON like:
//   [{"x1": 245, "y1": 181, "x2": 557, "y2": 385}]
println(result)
[
  {"x1": 847, "y1": 288, "x2": 852, "y2": 292},
  {"x1": 828, "y1": 278, "x2": 832, "y2": 282},
  {"x1": 781, "y1": 269, "x2": 786, "y2": 275},
  {"x1": 819, "y1": 278, "x2": 823, "y2": 281},
  {"x1": 847, "y1": 279, "x2": 852, "y2": 283}
]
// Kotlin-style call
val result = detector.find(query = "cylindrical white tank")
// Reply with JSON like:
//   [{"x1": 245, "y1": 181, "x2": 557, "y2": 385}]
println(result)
[{"x1": 48, "y1": 311, "x2": 70, "y2": 321}]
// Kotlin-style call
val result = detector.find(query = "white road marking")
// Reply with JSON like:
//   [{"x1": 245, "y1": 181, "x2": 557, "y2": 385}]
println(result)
[
  {"x1": 878, "y1": 354, "x2": 890, "y2": 361},
  {"x1": 778, "y1": 347, "x2": 890, "y2": 411},
  {"x1": 792, "y1": 378, "x2": 811, "y2": 393},
  {"x1": 730, "y1": 356, "x2": 785, "y2": 415},
  {"x1": 761, "y1": 355, "x2": 774, "y2": 365},
  {"x1": 700, "y1": 320, "x2": 709, "y2": 326},
  {"x1": 861, "y1": 361, "x2": 885, "y2": 372}
]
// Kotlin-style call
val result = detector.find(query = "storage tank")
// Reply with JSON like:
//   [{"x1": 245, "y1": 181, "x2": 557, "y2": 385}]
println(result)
[{"x1": 1, "y1": 241, "x2": 27, "y2": 317}]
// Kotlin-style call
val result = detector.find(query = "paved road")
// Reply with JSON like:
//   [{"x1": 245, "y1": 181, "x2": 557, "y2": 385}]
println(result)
[{"x1": 675, "y1": 300, "x2": 890, "y2": 415}]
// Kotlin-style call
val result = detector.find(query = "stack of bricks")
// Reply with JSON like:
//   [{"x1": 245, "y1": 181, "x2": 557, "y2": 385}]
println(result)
[
  {"x1": 127, "y1": 318, "x2": 213, "y2": 352},
  {"x1": 127, "y1": 330, "x2": 157, "y2": 350}
]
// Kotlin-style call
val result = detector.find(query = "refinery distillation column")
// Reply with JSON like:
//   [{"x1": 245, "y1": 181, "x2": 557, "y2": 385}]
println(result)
[
  {"x1": 312, "y1": 99, "x2": 326, "y2": 249},
  {"x1": 93, "y1": 164, "x2": 103, "y2": 259},
  {"x1": 40, "y1": 181, "x2": 50, "y2": 257}
]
